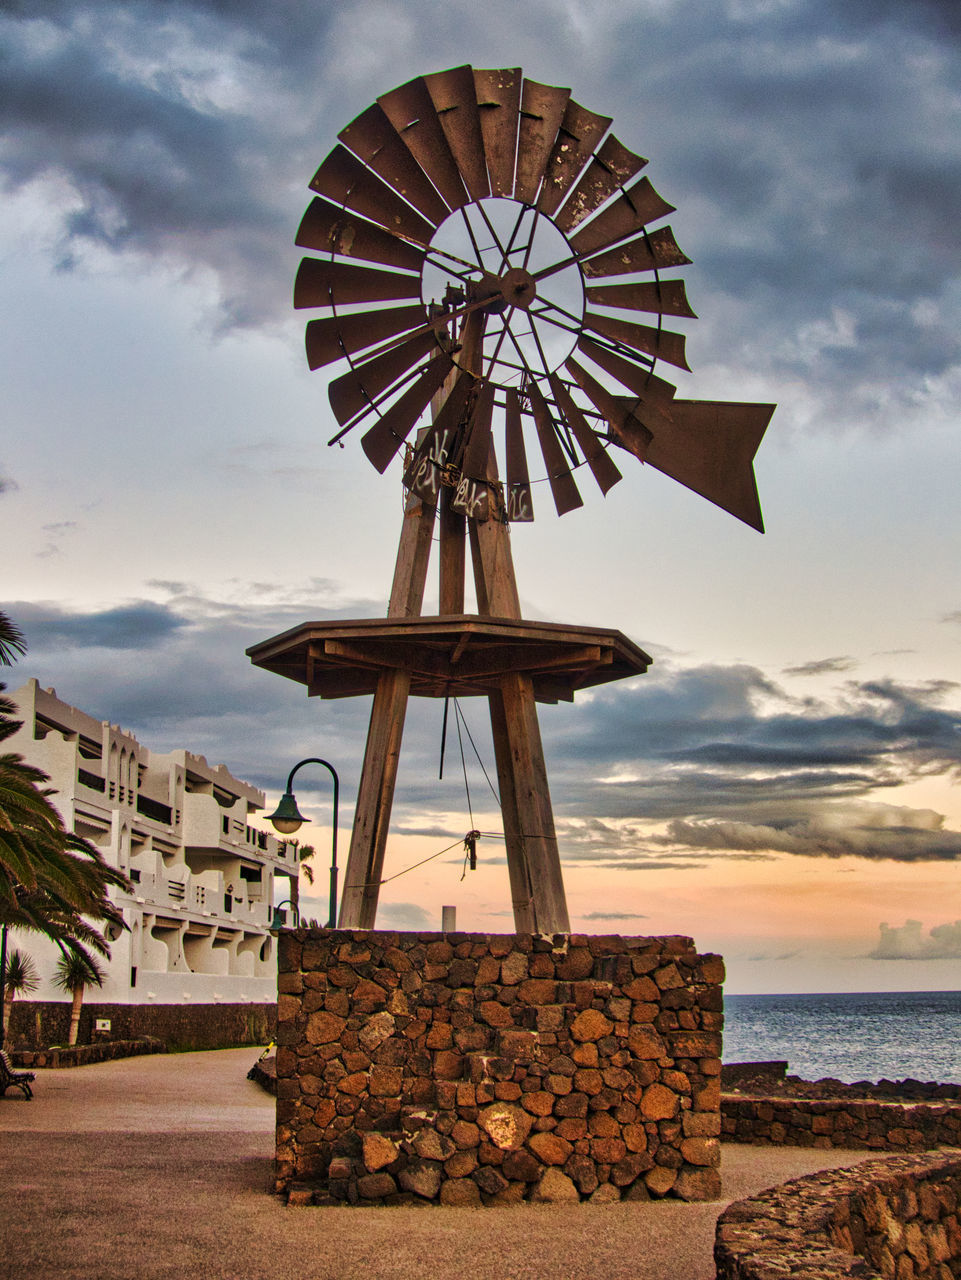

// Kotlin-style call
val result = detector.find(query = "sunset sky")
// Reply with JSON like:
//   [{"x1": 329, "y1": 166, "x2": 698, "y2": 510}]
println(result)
[{"x1": 2, "y1": 0, "x2": 960, "y2": 994}]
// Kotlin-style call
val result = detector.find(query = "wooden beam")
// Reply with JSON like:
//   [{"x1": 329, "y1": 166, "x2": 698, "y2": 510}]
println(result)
[
  {"x1": 337, "y1": 667, "x2": 412, "y2": 929},
  {"x1": 340, "y1": 471, "x2": 437, "y2": 928},
  {"x1": 489, "y1": 670, "x2": 571, "y2": 935}
]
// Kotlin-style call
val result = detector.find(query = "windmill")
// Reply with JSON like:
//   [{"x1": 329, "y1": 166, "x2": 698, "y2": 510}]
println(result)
[{"x1": 248, "y1": 66, "x2": 774, "y2": 935}]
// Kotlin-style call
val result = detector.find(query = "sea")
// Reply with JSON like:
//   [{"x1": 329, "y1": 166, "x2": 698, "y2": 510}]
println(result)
[{"x1": 723, "y1": 990, "x2": 961, "y2": 1085}]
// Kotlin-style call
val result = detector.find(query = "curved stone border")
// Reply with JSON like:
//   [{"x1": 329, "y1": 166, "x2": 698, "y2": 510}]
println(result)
[
  {"x1": 12, "y1": 1038, "x2": 166, "y2": 1069},
  {"x1": 723, "y1": 1096, "x2": 961, "y2": 1151},
  {"x1": 715, "y1": 1149, "x2": 961, "y2": 1280}
]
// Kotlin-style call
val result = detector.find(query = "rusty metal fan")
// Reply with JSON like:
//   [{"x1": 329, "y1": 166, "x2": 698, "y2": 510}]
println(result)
[{"x1": 295, "y1": 65, "x2": 773, "y2": 530}]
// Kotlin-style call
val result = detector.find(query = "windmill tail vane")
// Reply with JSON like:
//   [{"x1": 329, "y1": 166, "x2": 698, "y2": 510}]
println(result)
[{"x1": 294, "y1": 64, "x2": 775, "y2": 532}]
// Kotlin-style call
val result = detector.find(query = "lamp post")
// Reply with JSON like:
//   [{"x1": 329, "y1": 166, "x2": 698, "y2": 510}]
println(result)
[
  {"x1": 267, "y1": 758, "x2": 339, "y2": 929},
  {"x1": 270, "y1": 898, "x2": 300, "y2": 930}
]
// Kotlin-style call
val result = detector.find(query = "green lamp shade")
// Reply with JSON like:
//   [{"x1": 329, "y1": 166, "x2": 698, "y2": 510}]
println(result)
[{"x1": 267, "y1": 791, "x2": 306, "y2": 835}]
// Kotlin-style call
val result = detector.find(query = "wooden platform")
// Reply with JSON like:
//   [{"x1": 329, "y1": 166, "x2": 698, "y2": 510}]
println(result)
[{"x1": 247, "y1": 614, "x2": 651, "y2": 704}]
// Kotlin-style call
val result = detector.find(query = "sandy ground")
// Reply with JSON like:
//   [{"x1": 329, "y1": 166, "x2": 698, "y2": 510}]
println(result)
[{"x1": 0, "y1": 1048, "x2": 871, "y2": 1280}]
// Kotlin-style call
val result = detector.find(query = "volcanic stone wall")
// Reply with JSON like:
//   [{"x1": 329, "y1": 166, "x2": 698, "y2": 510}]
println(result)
[
  {"x1": 275, "y1": 928, "x2": 724, "y2": 1205},
  {"x1": 722, "y1": 1096, "x2": 961, "y2": 1152},
  {"x1": 6, "y1": 1000, "x2": 274, "y2": 1052},
  {"x1": 715, "y1": 1151, "x2": 961, "y2": 1280}
]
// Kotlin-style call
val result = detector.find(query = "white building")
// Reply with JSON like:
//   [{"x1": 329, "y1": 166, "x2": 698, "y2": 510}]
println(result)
[{"x1": 7, "y1": 679, "x2": 298, "y2": 1008}]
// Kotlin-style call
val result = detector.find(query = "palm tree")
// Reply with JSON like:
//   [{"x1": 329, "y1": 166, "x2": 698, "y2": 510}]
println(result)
[
  {"x1": 290, "y1": 842, "x2": 315, "y2": 921},
  {"x1": 0, "y1": 615, "x2": 26, "y2": 666},
  {"x1": 53, "y1": 950, "x2": 106, "y2": 1047},
  {"x1": 2, "y1": 946, "x2": 38, "y2": 1036}
]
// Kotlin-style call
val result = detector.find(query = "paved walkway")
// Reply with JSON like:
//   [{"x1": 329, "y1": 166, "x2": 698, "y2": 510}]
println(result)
[{"x1": 0, "y1": 1048, "x2": 870, "y2": 1280}]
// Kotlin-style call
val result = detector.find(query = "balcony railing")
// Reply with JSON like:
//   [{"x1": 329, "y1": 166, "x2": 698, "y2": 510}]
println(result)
[{"x1": 136, "y1": 794, "x2": 173, "y2": 825}]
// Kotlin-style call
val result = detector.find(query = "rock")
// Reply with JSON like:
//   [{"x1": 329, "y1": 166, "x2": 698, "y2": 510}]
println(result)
[
  {"x1": 357, "y1": 1172, "x2": 397, "y2": 1199},
  {"x1": 645, "y1": 1165, "x2": 677, "y2": 1197},
  {"x1": 590, "y1": 1182, "x2": 622, "y2": 1203},
  {"x1": 653, "y1": 963, "x2": 685, "y2": 990},
  {"x1": 369, "y1": 1065, "x2": 402, "y2": 1097},
  {"x1": 433, "y1": 1050, "x2": 465, "y2": 1080},
  {"x1": 412, "y1": 1129, "x2": 454, "y2": 1161},
  {"x1": 628, "y1": 1024, "x2": 667, "y2": 1059},
  {"x1": 445, "y1": 1149, "x2": 478, "y2": 1178},
  {"x1": 286, "y1": 1184, "x2": 315, "y2": 1206},
  {"x1": 473, "y1": 1165, "x2": 509, "y2": 1196},
  {"x1": 680, "y1": 1136, "x2": 720, "y2": 1167},
  {"x1": 570, "y1": 1009, "x2": 613, "y2": 1042},
  {"x1": 640, "y1": 1082, "x2": 679, "y2": 1120},
  {"x1": 502, "y1": 1149, "x2": 541, "y2": 1181},
  {"x1": 478, "y1": 1000, "x2": 513, "y2": 1028},
  {"x1": 362, "y1": 1133, "x2": 399, "y2": 1172},
  {"x1": 358, "y1": 1011, "x2": 395, "y2": 1054},
  {"x1": 682, "y1": 1111, "x2": 721, "y2": 1137},
  {"x1": 622, "y1": 1123, "x2": 648, "y2": 1153},
  {"x1": 527, "y1": 1132, "x2": 573, "y2": 1166},
  {"x1": 398, "y1": 1160, "x2": 441, "y2": 1198},
  {"x1": 478, "y1": 1102, "x2": 533, "y2": 1151},
  {"x1": 305, "y1": 1011, "x2": 346, "y2": 1045},
  {"x1": 532, "y1": 1168, "x2": 580, "y2": 1203},
  {"x1": 499, "y1": 951, "x2": 528, "y2": 985},
  {"x1": 517, "y1": 978, "x2": 557, "y2": 1005},
  {"x1": 565, "y1": 1153, "x2": 599, "y2": 1194},
  {"x1": 674, "y1": 1166, "x2": 722, "y2": 1201},
  {"x1": 440, "y1": 1178, "x2": 481, "y2": 1207}
]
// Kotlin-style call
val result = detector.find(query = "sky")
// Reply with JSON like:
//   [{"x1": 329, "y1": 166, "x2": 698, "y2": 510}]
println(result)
[{"x1": 2, "y1": 0, "x2": 960, "y2": 995}]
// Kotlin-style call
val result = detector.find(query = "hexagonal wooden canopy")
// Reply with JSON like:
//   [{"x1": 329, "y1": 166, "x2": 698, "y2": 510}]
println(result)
[{"x1": 247, "y1": 614, "x2": 651, "y2": 705}]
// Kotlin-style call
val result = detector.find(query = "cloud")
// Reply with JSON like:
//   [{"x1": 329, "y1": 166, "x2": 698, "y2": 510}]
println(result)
[
  {"x1": 660, "y1": 807, "x2": 961, "y2": 862},
  {"x1": 0, "y1": 0, "x2": 959, "y2": 442},
  {"x1": 14, "y1": 599, "x2": 187, "y2": 650},
  {"x1": 783, "y1": 657, "x2": 858, "y2": 677},
  {"x1": 580, "y1": 911, "x2": 649, "y2": 921},
  {"x1": 5, "y1": 596, "x2": 961, "y2": 869},
  {"x1": 871, "y1": 919, "x2": 961, "y2": 960},
  {"x1": 376, "y1": 901, "x2": 437, "y2": 931}
]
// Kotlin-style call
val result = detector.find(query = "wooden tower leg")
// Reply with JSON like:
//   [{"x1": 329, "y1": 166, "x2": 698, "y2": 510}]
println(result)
[
  {"x1": 337, "y1": 488, "x2": 435, "y2": 928},
  {"x1": 470, "y1": 503, "x2": 571, "y2": 935}
]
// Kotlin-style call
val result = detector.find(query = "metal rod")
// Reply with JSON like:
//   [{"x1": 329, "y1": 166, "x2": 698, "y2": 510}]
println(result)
[{"x1": 283, "y1": 758, "x2": 340, "y2": 930}]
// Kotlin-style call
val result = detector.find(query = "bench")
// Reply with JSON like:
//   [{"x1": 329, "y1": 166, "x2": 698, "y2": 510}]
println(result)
[{"x1": 0, "y1": 1049, "x2": 34, "y2": 1099}]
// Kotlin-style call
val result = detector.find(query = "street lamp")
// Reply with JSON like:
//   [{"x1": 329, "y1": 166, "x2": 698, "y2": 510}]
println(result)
[
  {"x1": 270, "y1": 898, "x2": 300, "y2": 930},
  {"x1": 267, "y1": 758, "x2": 339, "y2": 929}
]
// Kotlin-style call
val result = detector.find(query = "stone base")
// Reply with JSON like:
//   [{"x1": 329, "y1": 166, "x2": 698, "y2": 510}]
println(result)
[{"x1": 276, "y1": 929, "x2": 724, "y2": 1205}]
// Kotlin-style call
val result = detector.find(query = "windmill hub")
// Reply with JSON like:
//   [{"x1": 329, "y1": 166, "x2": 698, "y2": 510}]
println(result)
[{"x1": 499, "y1": 266, "x2": 537, "y2": 311}]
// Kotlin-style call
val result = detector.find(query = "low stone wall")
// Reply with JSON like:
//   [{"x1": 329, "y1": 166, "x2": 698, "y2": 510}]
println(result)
[
  {"x1": 6, "y1": 1000, "x2": 275, "y2": 1052},
  {"x1": 715, "y1": 1150, "x2": 961, "y2": 1280},
  {"x1": 12, "y1": 1038, "x2": 165, "y2": 1068},
  {"x1": 722, "y1": 1096, "x2": 961, "y2": 1151},
  {"x1": 276, "y1": 929, "x2": 724, "y2": 1206}
]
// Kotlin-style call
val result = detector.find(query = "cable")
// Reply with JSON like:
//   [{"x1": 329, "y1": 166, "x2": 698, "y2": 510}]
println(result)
[
  {"x1": 454, "y1": 700, "x2": 475, "y2": 832},
  {"x1": 453, "y1": 698, "x2": 501, "y2": 807},
  {"x1": 346, "y1": 838, "x2": 465, "y2": 891}
]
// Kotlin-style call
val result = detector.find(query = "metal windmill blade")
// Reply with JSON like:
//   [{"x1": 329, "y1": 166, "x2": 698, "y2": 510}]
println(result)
[{"x1": 294, "y1": 65, "x2": 775, "y2": 531}]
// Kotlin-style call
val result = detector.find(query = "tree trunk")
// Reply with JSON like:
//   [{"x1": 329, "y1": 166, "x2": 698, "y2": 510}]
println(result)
[
  {"x1": 2, "y1": 994, "x2": 11, "y2": 1036},
  {"x1": 67, "y1": 987, "x2": 84, "y2": 1047}
]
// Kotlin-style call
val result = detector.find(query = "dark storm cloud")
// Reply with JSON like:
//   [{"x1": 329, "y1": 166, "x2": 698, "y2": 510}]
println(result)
[
  {"x1": 14, "y1": 599, "x2": 187, "y2": 649},
  {"x1": 2, "y1": 0, "x2": 959, "y2": 431},
  {"x1": 6, "y1": 593, "x2": 960, "y2": 863},
  {"x1": 540, "y1": 663, "x2": 961, "y2": 862}
]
